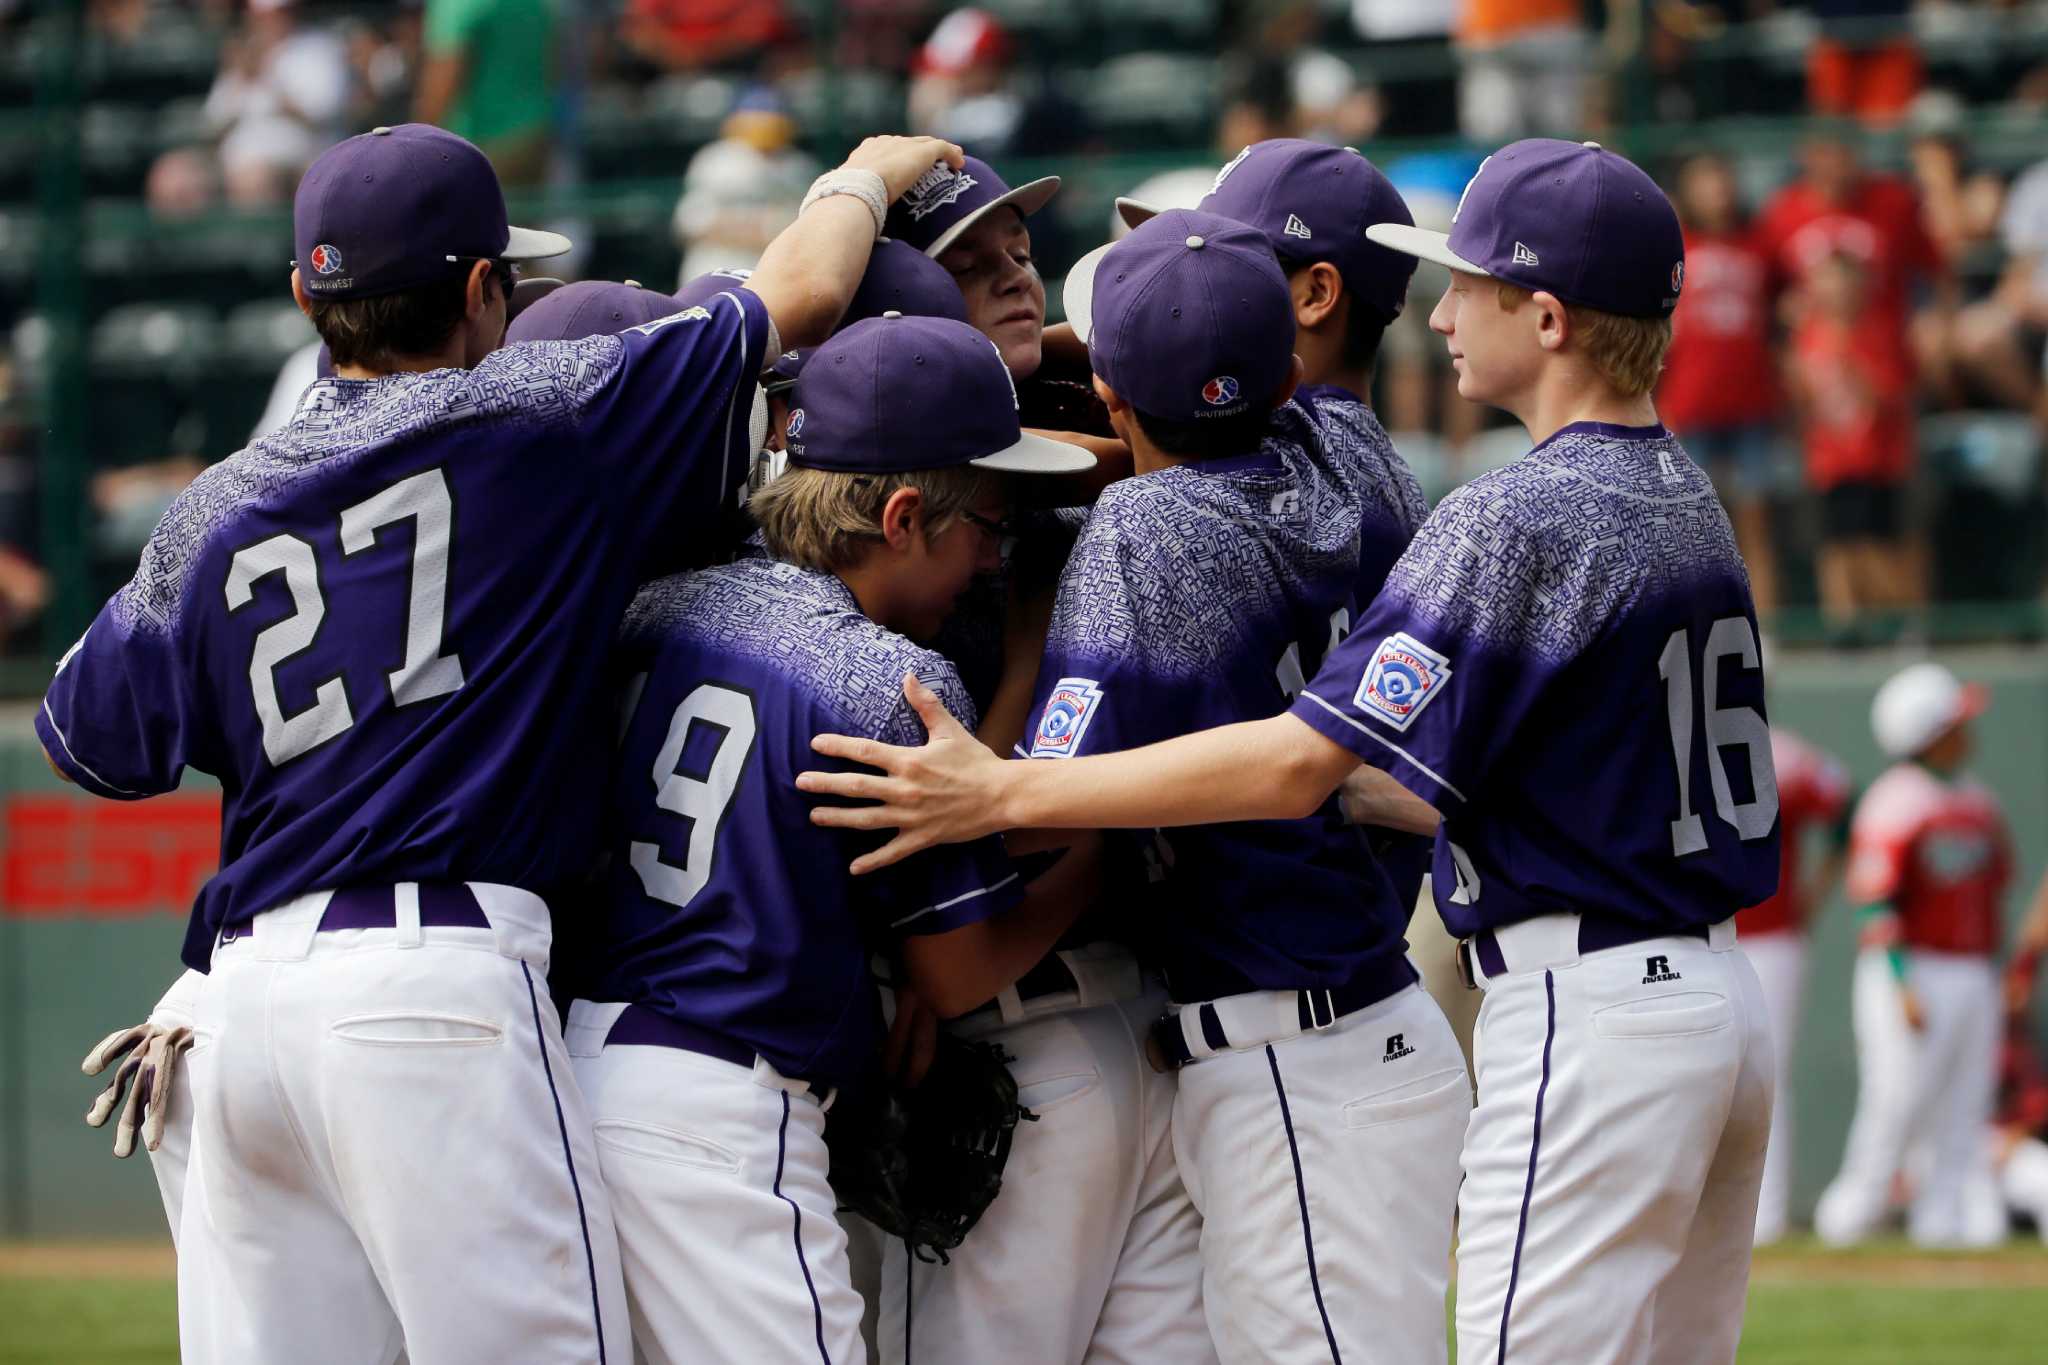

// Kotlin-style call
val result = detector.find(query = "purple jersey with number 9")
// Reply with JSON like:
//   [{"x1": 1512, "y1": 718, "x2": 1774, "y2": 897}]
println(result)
[
  {"x1": 1290, "y1": 421, "x2": 1781, "y2": 938},
  {"x1": 37, "y1": 290, "x2": 772, "y2": 970}
]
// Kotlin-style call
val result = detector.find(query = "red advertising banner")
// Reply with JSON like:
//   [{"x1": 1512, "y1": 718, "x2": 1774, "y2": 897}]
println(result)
[{"x1": 2, "y1": 793, "x2": 221, "y2": 917}]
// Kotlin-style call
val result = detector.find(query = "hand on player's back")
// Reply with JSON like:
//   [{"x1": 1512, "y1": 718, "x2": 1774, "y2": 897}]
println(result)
[
  {"x1": 800, "y1": 673, "x2": 1006, "y2": 874},
  {"x1": 842, "y1": 136, "x2": 967, "y2": 203}
]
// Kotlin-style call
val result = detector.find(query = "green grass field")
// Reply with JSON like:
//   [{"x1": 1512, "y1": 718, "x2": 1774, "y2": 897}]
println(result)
[{"x1": 3, "y1": 1237, "x2": 2044, "y2": 1363}]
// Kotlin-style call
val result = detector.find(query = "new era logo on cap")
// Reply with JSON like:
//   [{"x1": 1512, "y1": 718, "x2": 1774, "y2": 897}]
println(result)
[
  {"x1": 1512, "y1": 241, "x2": 1539, "y2": 267},
  {"x1": 1283, "y1": 213, "x2": 1312, "y2": 240}
]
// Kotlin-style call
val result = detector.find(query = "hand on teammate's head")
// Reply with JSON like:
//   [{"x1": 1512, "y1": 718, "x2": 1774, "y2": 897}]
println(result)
[{"x1": 842, "y1": 136, "x2": 966, "y2": 203}]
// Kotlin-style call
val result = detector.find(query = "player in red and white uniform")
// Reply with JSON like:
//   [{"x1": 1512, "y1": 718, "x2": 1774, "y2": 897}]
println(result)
[
  {"x1": 1740, "y1": 728, "x2": 1852, "y2": 1244},
  {"x1": 1816, "y1": 662, "x2": 2013, "y2": 1247}
]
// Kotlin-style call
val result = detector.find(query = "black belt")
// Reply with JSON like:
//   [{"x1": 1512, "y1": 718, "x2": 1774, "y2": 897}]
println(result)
[
  {"x1": 604, "y1": 1002, "x2": 822, "y2": 1090},
  {"x1": 218, "y1": 884, "x2": 491, "y2": 944},
  {"x1": 1146, "y1": 954, "x2": 1418, "y2": 1072},
  {"x1": 319, "y1": 884, "x2": 490, "y2": 932},
  {"x1": 1455, "y1": 917, "x2": 1712, "y2": 989}
]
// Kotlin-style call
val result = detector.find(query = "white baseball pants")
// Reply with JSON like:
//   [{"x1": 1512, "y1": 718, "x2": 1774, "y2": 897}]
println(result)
[
  {"x1": 179, "y1": 885, "x2": 628, "y2": 1365},
  {"x1": 1455, "y1": 917, "x2": 1773, "y2": 1365},
  {"x1": 1741, "y1": 929, "x2": 1806, "y2": 1243},
  {"x1": 879, "y1": 968, "x2": 1212, "y2": 1364},
  {"x1": 1172, "y1": 981, "x2": 1469, "y2": 1365},
  {"x1": 1815, "y1": 949, "x2": 2001, "y2": 1247},
  {"x1": 565, "y1": 1000, "x2": 863, "y2": 1365}
]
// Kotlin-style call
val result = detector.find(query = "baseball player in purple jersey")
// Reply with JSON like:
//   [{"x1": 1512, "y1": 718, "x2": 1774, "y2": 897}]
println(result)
[
  {"x1": 800, "y1": 140, "x2": 1781, "y2": 1364},
  {"x1": 563, "y1": 316, "x2": 1094, "y2": 1364},
  {"x1": 46, "y1": 121, "x2": 964, "y2": 1362},
  {"x1": 1026, "y1": 207, "x2": 1470, "y2": 1363},
  {"x1": 1122, "y1": 138, "x2": 1435, "y2": 914}
]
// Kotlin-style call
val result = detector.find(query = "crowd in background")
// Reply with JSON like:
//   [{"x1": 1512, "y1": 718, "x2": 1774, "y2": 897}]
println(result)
[{"x1": 4, "y1": 0, "x2": 2048, "y2": 655}]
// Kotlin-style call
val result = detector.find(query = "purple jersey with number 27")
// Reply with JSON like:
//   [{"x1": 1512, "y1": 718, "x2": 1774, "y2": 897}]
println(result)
[
  {"x1": 1290, "y1": 420, "x2": 1782, "y2": 938},
  {"x1": 37, "y1": 289, "x2": 771, "y2": 970}
]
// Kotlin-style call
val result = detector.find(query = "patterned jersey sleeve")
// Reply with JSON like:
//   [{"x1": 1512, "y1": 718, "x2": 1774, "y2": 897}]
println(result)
[
  {"x1": 536, "y1": 286, "x2": 772, "y2": 555},
  {"x1": 1288, "y1": 481, "x2": 1580, "y2": 807},
  {"x1": 1021, "y1": 507, "x2": 1204, "y2": 762},
  {"x1": 36, "y1": 552, "x2": 201, "y2": 801},
  {"x1": 850, "y1": 652, "x2": 1024, "y2": 939}
]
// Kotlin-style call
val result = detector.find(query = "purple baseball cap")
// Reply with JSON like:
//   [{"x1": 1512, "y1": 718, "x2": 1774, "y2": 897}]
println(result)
[
  {"x1": 762, "y1": 346, "x2": 808, "y2": 395},
  {"x1": 1062, "y1": 208, "x2": 1295, "y2": 423},
  {"x1": 846, "y1": 238, "x2": 972, "y2": 325},
  {"x1": 294, "y1": 124, "x2": 570, "y2": 300},
  {"x1": 673, "y1": 266, "x2": 755, "y2": 311},
  {"x1": 1366, "y1": 139, "x2": 1685, "y2": 318},
  {"x1": 1120, "y1": 140, "x2": 1417, "y2": 323},
  {"x1": 883, "y1": 155, "x2": 1060, "y2": 259},
  {"x1": 785, "y1": 315, "x2": 1094, "y2": 475},
  {"x1": 504, "y1": 280, "x2": 687, "y2": 344}
]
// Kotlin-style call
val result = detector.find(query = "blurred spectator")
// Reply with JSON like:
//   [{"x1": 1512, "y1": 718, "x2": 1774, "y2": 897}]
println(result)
[
  {"x1": 346, "y1": 8, "x2": 424, "y2": 131},
  {"x1": 1453, "y1": 0, "x2": 1589, "y2": 142},
  {"x1": 92, "y1": 459, "x2": 205, "y2": 560},
  {"x1": 146, "y1": 147, "x2": 222, "y2": 220},
  {"x1": 1216, "y1": 57, "x2": 1297, "y2": 165},
  {"x1": 1661, "y1": 150, "x2": 1786, "y2": 612},
  {"x1": 1944, "y1": 154, "x2": 2048, "y2": 421},
  {"x1": 1289, "y1": 50, "x2": 1381, "y2": 146},
  {"x1": 416, "y1": 0, "x2": 555, "y2": 187},
  {"x1": 1792, "y1": 250, "x2": 1916, "y2": 635},
  {"x1": 1380, "y1": 151, "x2": 1486, "y2": 450},
  {"x1": 907, "y1": 8, "x2": 1089, "y2": 158},
  {"x1": 1350, "y1": 0, "x2": 1457, "y2": 137},
  {"x1": 1807, "y1": 0, "x2": 1922, "y2": 128},
  {"x1": 200, "y1": 0, "x2": 352, "y2": 206},
  {"x1": 621, "y1": 0, "x2": 798, "y2": 72},
  {"x1": 1904, "y1": 92, "x2": 2004, "y2": 274},
  {"x1": 1755, "y1": 133, "x2": 1951, "y2": 394},
  {"x1": 670, "y1": 87, "x2": 820, "y2": 284}
]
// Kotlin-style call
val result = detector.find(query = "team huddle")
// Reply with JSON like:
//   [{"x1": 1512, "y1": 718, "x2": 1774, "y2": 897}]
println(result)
[{"x1": 45, "y1": 120, "x2": 1788, "y2": 1365}]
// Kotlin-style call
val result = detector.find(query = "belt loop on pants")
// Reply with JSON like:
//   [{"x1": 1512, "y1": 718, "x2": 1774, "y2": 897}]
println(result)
[{"x1": 394, "y1": 882, "x2": 424, "y2": 949}]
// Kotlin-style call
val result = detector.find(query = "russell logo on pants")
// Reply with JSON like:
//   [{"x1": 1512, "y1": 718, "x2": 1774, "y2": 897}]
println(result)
[{"x1": 1643, "y1": 955, "x2": 1684, "y2": 984}]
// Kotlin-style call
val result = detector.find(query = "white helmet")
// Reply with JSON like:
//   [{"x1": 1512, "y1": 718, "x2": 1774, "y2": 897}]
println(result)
[{"x1": 1870, "y1": 661, "x2": 1985, "y2": 760}]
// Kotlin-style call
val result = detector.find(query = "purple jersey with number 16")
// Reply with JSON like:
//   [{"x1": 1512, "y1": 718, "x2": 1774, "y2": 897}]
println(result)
[
  {"x1": 37, "y1": 290, "x2": 771, "y2": 970},
  {"x1": 1290, "y1": 421, "x2": 1781, "y2": 938}
]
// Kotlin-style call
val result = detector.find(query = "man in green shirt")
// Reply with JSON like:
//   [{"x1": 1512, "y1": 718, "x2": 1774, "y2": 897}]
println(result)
[{"x1": 417, "y1": 0, "x2": 556, "y2": 185}]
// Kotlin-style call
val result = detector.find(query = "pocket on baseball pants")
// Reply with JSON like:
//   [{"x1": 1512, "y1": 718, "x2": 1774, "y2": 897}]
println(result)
[
  {"x1": 1343, "y1": 1066, "x2": 1468, "y2": 1130},
  {"x1": 1592, "y1": 991, "x2": 1731, "y2": 1040},
  {"x1": 594, "y1": 1119, "x2": 743, "y2": 1175},
  {"x1": 1015, "y1": 1070, "x2": 1100, "y2": 1116},
  {"x1": 329, "y1": 1012, "x2": 504, "y2": 1046}
]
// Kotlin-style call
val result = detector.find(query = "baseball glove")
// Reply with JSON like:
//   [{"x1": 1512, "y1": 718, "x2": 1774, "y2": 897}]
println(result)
[{"x1": 826, "y1": 1034, "x2": 1036, "y2": 1263}]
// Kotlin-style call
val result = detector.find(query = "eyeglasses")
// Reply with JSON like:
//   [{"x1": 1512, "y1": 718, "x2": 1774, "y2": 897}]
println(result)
[{"x1": 961, "y1": 509, "x2": 1018, "y2": 559}]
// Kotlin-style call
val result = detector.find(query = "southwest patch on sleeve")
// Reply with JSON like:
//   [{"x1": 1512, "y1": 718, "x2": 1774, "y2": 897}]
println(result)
[
  {"x1": 1030, "y1": 677, "x2": 1105, "y2": 758},
  {"x1": 1353, "y1": 632, "x2": 1452, "y2": 731}
]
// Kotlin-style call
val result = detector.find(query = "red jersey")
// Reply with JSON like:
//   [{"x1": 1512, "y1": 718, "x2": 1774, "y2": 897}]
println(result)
[
  {"x1": 1659, "y1": 227, "x2": 1780, "y2": 431},
  {"x1": 1754, "y1": 173, "x2": 1940, "y2": 373},
  {"x1": 1845, "y1": 762, "x2": 2011, "y2": 957},
  {"x1": 1738, "y1": 729, "x2": 1851, "y2": 937},
  {"x1": 1793, "y1": 316, "x2": 1913, "y2": 489}
]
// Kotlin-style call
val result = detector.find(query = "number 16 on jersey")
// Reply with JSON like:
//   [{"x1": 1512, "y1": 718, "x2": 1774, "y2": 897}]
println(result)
[{"x1": 1657, "y1": 616, "x2": 1779, "y2": 858}]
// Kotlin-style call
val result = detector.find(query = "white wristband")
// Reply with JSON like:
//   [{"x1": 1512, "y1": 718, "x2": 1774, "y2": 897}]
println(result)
[{"x1": 800, "y1": 168, "x2": 889, "y2": 238}]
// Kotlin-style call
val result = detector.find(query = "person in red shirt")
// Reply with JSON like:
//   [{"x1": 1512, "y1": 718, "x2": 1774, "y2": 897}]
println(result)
[
  {"x1": 1739, "y1": 727, "x2": 1852, "y2": 1244},
  {"x1": 1791, "y1": 249, "x2": 1917, "y2": 637},
  {"x1": 1661, "y1": 150, "x2": 1785, "y2": 613},
  {"x1": 1816, "y1": 662, "x2": 2012, "y2": 1248}
]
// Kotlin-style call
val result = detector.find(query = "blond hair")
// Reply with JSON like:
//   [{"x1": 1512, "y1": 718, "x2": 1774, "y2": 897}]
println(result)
[
  {"x1": 1496, "y1": 283, "x2": 1672, "y2": 398},
  {"x1": 749, "y1": 464, "x2": 992, "y2": 573}
]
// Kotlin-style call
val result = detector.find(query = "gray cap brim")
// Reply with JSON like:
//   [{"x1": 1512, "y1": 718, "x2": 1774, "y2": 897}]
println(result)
[
  {"x1": 922, "y1": 176, "x2": 1061, "y2": 259},
  {"x1": 1114, "y1": 197, "x2": 1160, "y2": 231},
  {"x1": 504, "y1": 224, "x2": 574, "y2": 261},
  {"x1": 971, "y1": 430, "x2": 1097, "y2": 475},
  {"x1": 1060, "y1": 241, "x2": 1114, "y2": 345},
  {"x1": 1364, "y1": 223, "x2": 1486, "y2": 276}
]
